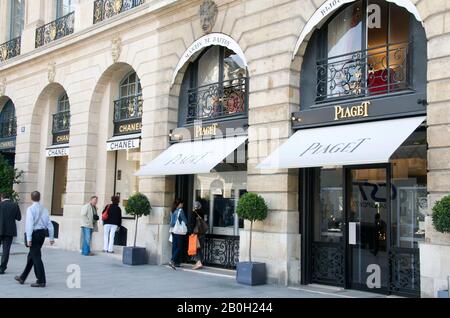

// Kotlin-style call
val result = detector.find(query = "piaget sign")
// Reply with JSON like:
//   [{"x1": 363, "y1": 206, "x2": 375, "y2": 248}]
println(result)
[
  {"x1": 334, "y1": 101, "x2": 371, "y2": 121},
  {"x1": 195, "y1": 123, "x2": 218, "y2": 138}
]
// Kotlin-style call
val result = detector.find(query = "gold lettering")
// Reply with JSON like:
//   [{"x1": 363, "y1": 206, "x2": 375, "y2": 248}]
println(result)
[
  {"x1": 56, "y1": 134, "x2": 69, "y2": 143},
  {"x1": 119, "y1": 122, "x2": 142, "y2": 133},
  {"x1": 194, "y1": 123, "x2": 219, "y2": 138},
  {"x1": 334, "y1": 101, "x2": 371, "y2": 120}
]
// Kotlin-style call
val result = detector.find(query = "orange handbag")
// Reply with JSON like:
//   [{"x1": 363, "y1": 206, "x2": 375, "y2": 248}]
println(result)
[{"x1": 188, "y1": 234, "x2": 198, "y2": 256}]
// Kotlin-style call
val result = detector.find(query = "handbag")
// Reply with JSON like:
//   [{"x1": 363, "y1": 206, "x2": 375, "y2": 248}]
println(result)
[
  {"x1": 172, "y1": 209, "x2": 188, "y2": 235},
  {"x1": 188, "y1": 234, "x2": 198, "y2": 256},
  {"x1": 193, "y1": 211, "x2": 209, "y2": 235},
  {"x1": 102, "y1": 204, "x2": 110, "y2": 221}
]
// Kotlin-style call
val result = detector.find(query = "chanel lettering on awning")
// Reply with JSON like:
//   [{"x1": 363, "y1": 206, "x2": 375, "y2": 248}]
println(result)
[
  {"x1": 257, "y1": 116, "x2": 425, "y2": 169},
  {"x1": 46, "y1": 147, "x2": 69, "y2": 157}
]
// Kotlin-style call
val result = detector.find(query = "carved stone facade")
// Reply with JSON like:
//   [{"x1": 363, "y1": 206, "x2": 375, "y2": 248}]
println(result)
[{"x1": 199, "y1": 0, "x2": 218, "y2": 34}]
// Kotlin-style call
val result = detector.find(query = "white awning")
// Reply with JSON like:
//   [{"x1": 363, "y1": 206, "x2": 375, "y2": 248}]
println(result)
[
  {"x1": 136, "y1": 136, "x2": 248, "y2": 176},
  {"x1": 257, "y1": 116, "x2": 425, "y2": 170}
]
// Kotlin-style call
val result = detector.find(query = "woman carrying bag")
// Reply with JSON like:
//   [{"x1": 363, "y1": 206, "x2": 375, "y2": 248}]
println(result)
[
  {"x1": 102, "y1": 196, "x2": 122, "y2": 253},
  {"x1": 189, "y1": 201, "x2": 209, "y2": 270},
  {"x1": 169, "y1": 199, "x2": 188, "y2": 270}
]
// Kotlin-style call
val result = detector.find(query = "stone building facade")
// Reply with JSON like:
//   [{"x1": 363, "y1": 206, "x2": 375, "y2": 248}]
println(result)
[{"x1": 0, "y1": 0, "x2": 449, "y2": 298}]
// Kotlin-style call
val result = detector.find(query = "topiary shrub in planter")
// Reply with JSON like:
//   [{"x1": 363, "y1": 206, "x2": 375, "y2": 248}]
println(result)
[
  {"x1": 122, "y1": 192, "x2": 151, "y2": 265},
  {"x1": 432, "y1": 195, "x2": 450, "y2": 234},
  {"x1": 236, "y1": 192, "x2": 268, "y2": 286}
]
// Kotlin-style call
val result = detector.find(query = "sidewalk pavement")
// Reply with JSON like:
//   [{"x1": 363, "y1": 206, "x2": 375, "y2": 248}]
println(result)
[{"x1": 0, "y1": 244, "x2": 386, "y2": 298}]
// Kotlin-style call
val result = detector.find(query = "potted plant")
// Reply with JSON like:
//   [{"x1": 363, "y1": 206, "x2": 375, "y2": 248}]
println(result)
[
  {"x1": 432, "y1": 195, "x2": 450, "y2": 298},
  {"x1": 122, "y1": 192, "x2": 151, "y2": 265},
  {"x1": 0, "y1": 154, "x2": 23, "y2": 202},
  {"x1": 236, "y1": 192, "x2": 268, "y2": 286}
]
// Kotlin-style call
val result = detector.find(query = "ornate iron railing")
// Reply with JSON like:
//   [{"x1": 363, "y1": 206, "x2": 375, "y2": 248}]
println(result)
[
  {"x1": 0, "y1": 37, "x2": 21, "y2": 62},
  {"x1": 0, "y1": 117, "x2": 17, "y2": 138},
  {"x1": 93, "y1": 0, "x2": 145, "y2": 24},
  {"x1": 187, "y1": 77, "x2": 248, "y2": 122},
  {"x1": 389, "y1": 247, "x2": 421, "y2": 297},
  {"x1": 35, "y1": 12, "x2": 75, "y2": 48},
  {"x1": 114, "y1": 94, "x2": 143, "y2": 124},
  {"x1": 52, "y1": 111, "x2": 70, "y2": 134},
  {"x1": 188, "y1": 235, "x2": 240, "y2": 269},
  {"x1": 311, "y1": 242, "x2": 345, "y2": 287},
  {"x1": 316, "y1": 42, "x2": 411, "y2": 101}
]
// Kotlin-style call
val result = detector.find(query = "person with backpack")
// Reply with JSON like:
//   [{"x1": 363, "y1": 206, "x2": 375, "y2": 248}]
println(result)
[{"x1": 102, "y1": 196, "x2": 122, "y2": 253}]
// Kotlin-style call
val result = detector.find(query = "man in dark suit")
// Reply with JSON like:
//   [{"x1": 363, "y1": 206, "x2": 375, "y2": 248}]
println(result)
[{"x1": 0, "y1": 192, "x2": 22, "y2": 274}]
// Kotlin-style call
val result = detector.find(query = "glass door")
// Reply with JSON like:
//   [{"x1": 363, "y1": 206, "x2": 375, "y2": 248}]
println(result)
[{"x1": 347, "y1": 167, "x2": 389, "y2": 293}]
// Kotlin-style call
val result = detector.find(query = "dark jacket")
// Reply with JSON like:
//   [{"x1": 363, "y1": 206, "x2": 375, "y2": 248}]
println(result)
[
  {"x1": 0, "y1": 199, "x2": 22, "y2": 237},
  {"x1": 102, "y1": 204, "x2": 122, "y2": 226},
  {"x1": 188, "y1": 209, "x2": 205, "y2": 234}
]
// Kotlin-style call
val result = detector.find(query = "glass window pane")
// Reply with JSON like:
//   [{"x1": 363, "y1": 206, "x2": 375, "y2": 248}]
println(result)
[
  {"x1": 223, "y1": 48, "x2": 246, "y2": 82},
  {"x1": 197, "y1": 46, "x2": 220, "y2": 87},
  {"x1": 56, "y1": 0, "x2": 73, "y2": 18},
  {"x1": 115, "y1": 148, "x2": 141, "y2": 217},
  {"x1": 10, "y1": 0, "x2": 25, "y2": 39}
]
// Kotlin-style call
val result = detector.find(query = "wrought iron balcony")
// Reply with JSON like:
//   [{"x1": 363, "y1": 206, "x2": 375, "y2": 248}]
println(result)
[
  {"x1": 0, "y1": 37, "x2": 21, "y2": 62},
  {"x1": 0, "y1": 117, "x2": 17, "y2": 139},
  {"x1": 316, "y1": 42, "x2": 411, "y2": 101},
  {"x1": 52, "y1": 111, "x2": 70, "y2": 134},
  {"x1": 93, "y1": 0, "x2": 145, "y2": 24},
  {"x1": 187, "y1": 77, "x2": 248, "y2": 123},
  {"x1": 114, "y1": 95, "x2": 143, "y2": 124},
  {"x1": 35, "y1": 12, "x2": 75, "y2": 48}
]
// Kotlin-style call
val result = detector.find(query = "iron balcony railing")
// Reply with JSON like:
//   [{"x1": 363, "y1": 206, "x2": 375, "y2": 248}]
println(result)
[
  {"x1": 93, "y1": 0, "x2": 145, "y2": 24},
  {"x1": 52, "y1": 110, "x2": 71, "y2": 134},
  {"x1": 114, "y1": 94, "x2": 143, "y2": 124},
  {"x1": 0, "y1": 117, "x2": 17, "y2": 139},
  {"x1": 35, "y1": 12, "x2": 75, "y2": 48},
  {"x1": 0, "y1": 37, "x2": 21, "y2": 62},
  {"x1": 187, "y1": 77, "x2": 248, "y2": 122},
  {"x1": 316, "y1": 42, "x2": 411, "y2": 101}
]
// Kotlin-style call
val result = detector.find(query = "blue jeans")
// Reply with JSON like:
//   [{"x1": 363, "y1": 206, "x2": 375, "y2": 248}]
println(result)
[
  {"x1": 171, "y1": 234, "x2": 183, "y2": 264},
  {"x1": 81, "y1": 227, "x2": 92, "y2": 256}
]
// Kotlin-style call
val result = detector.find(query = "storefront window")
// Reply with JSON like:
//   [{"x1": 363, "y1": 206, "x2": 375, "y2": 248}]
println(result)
[
  {"x1": 194, "y1": 171, "x2": 247, "y2": 236},
  {"x1": 391, "y1": 129, "x2": 427, "y2": 248},
  {"x1": 51, "y1": 156, "x2": 68, "y2": 216},
  {"x1": 313, "y1": 168, "x2": 344, "y2": 243},
  {"x1": 114, "y1": 148, "x2": 140, "y2": 217}
]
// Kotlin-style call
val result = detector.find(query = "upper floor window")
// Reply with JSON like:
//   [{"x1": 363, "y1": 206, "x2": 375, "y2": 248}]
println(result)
[
  {"x1": 113, "y1": 72, "x2": 143, "y2": 136},
  {"x1": 9, "y1": 0, "x2": 25, "y2": 40},
  {"x1": 52, "y1": 93, "x2": 70, "y2": 145},
  {"x1": 179, "y1": 46, "x2": 248, "y2": 125},
  {"x1": 56, "y1": 0, "x2": 74, "y2": 18},
  {"x1": 315, "y1": 0, "x2": 412, "y2": 101},
  {"x1": 0, "y1": 100, "x2": 17, "y2": 139}
]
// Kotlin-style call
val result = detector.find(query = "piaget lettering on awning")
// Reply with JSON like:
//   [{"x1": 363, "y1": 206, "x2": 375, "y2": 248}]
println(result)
[
  {"x1": 164, "y1": 152, "x2": 212, "y2": 166},
  {"x1": 334, "y1": 101, "x2": 371, "y2": 121},
  {"x1": 118, "y1": 122, "x2": 142, "y2": 134},
  {"x1": 195, "y1": 123, "x2": 218, "y2": 138},
  {"x1": 299, "y1": 138, "x2": 371, "y2": 157}
]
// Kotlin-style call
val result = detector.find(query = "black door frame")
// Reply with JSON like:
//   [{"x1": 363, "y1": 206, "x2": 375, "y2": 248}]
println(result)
[{"x1": 301, "y1": 163, "x2": 394, "y2": 294}]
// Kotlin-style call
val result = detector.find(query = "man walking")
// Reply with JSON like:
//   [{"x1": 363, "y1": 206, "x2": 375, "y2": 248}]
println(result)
[
  {"x1": 0, "y1": 192, "x2": 21, "y2": 274},
  {"x1": 15, "y1": 191, "x2": 54, "y2": 287},
  {"x1": 80, "y1": 196, "x2": 99, "y2": 256}
]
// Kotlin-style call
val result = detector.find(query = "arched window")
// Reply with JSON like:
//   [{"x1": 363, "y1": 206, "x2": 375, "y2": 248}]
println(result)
[
  {"x1": 179, "y1": 46, "x2": 247, "y2": 124},
  {"x1": 52, "y1": 93, "x2": 70, "y2": 144},
  {"x1": 113, "y1": 72, "x2": 143, "y2": 136},
  {"x1": 301, "y1": 0, "x2": 426, "y2": 106},
  {"x1": 0, "y1": 100, "x2": 17, "y2": 138}
]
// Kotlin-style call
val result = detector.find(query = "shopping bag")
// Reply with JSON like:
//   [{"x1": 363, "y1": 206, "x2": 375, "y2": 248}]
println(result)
[{"x1": 188, "y1": 234, "x2": 198, "y2": 256}]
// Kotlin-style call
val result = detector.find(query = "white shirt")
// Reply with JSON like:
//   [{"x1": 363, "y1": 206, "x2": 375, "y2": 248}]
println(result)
[{"x1": 25, "y1": 202, "x2": 54, "y2": 241}]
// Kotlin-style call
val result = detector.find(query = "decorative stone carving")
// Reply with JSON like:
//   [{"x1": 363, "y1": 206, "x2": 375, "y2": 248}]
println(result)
[
  {"x1": 48, "y1": 61, "x2": 56, "y2": 83},
  {"x1": 112, "y1": 37, "x2": 122, "y2": 63},
  {"x1": 0, "y1": 77, "x2": 6, "y2": 97},
  {"x1": 199, "y1": 0, "x2": 218, "y2": 34}
]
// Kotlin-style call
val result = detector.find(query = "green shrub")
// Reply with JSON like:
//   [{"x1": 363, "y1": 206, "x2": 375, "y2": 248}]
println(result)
[
  {"x1": 0, "y1": 154, "x2": 22, "y2": 202},
  {"x1": 125, "y1": 192, "x2": 152, "y2": 246},
  {"x1": 237, "y1": 193, "x2": 268, "y2": 262},
  {"x1": 432, "y1": 195, "x2": 450, "y2": 233}
]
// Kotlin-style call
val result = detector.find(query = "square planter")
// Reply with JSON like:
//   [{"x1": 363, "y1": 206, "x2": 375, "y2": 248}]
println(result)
[
  {"x1": 438, "y1": 290, "x2": 449, "y2": 298},
  {"x1": 122, "y1": 246, "x2": 147, "y2": 265},
  {"x1": 236, "y1": 262, "x2": 266, "y2": 286}
]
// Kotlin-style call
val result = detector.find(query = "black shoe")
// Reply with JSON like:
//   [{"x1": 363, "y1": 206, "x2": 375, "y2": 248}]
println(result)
[
  {"x1": 14, "y1": 276, "x2": 24, "y2": 284},
  {"x1": 168, "y1": 261, "x2": 176, "y2": 270},
  {"x1": 30, "y1": 282, "x2": 46, "y2": 288},
  {"x1": 175, "y1": 263, "x2": 182, "y2": 268},
  {"x1": 0, "y1": 270, "x2": 5, "y2": 275}
]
